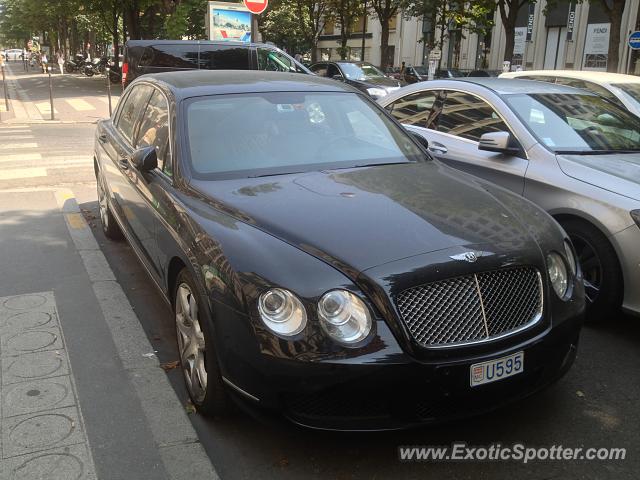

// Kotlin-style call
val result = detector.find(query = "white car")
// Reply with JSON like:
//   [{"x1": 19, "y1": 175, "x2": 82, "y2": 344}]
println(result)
[
  {"x1": 3, "y1": 49, "x2": 23, "y2": 61},
  {"x1": 500, "y1": 70, "x2": 640, "y2": 117}
]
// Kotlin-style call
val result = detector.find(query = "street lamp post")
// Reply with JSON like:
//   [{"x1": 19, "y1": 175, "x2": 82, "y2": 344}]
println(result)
[
  {"x1": 105, "y1": 67, "x2": 112, "y2": 116},
  {"x1": 47, "y1": 66, "x2": 54, "y2": 120},
  {"x1": 1, "y1": 63, "x2": 9, "y2": 112},
  {"x1": 361, "y1": 0, "x2": 367, "y2": 62}
]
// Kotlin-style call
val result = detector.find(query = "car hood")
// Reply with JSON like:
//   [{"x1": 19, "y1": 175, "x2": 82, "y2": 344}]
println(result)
[
  {"x1": 352, "y1": 76, "x2": 401, "y2": 90},
  {"x1": 190, "y1": 162, "x2": 538, "y2": 276},
  {"x1": 557, "y1": 153, "x2": 640, "y2": 201}
]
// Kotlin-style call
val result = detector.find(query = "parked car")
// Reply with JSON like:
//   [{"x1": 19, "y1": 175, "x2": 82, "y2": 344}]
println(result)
[
  {"x1": 379, "y1": 78, "x2": 640, "y2": 318},
  {"x1": 3, "y1": 48, "x2": 23, "y2": 61},
  {"x1": 309, "y1": 61, "x2": 402, "y2": 99},
  {"x1": 383, "y1": 66, "x2": 402, "y2": 79},
  {"x1": 404, "y1": 65, "x2": 429, "y2": 84},
  {"x1": 121, "y1": 40, "x2": 310, "y2": 89},
  {"x1": 435, "y1": 68, "x2": 465, "y2": 79},
  {"x1": 95, "y1": 70, "x2": 583, "y2": 429},
  {"x1": 468, "y1": 69, "x2": 501, "y2": 77},
  {"x1": 500, "y1": 70, "x2": 640, "y2": 117}
]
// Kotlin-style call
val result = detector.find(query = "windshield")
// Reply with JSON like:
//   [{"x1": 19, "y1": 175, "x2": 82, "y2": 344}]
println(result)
[
  {"x1": 505, "y1": 93, "x2": 640, "y2": 153},
  {"x1": 338, "y1": 63, "x2": 386, "y2": 81},
  {"x1": 611, "y1": 83, "x2": 640, "y2": 103},
  {"x1": 413, "y1": 66, "x2": 428, "y2": 75},
  {"x1": 185, "y1": 91, "x2": 426, "y2": 179}
]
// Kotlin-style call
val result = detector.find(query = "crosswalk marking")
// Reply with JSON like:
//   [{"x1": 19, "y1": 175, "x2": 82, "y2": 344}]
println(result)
[
  {"x1": 0, "y1": 125, "x2": 30, "y2": 129},
  {"x1": 0, "y1": 153, "x2": 42, "y2": 162},
  {"x1": 0, "y1": 130, "x2": 31, "y2": 135},
  {"x1": 0, "y1": 167, "x2": 47, "y2": 180},
  {"x1": 65, "y1": 98, "x2": 95, "y2": 111},
  {"x1": 3, "y1": 143, "x2": 38, "y2": 149},
  {"x1": 0, "y1": 135, "x2": 35, "y2": 140},
  {"x1": 35, "y1": 102, "x2": 59, "y2": 115}
]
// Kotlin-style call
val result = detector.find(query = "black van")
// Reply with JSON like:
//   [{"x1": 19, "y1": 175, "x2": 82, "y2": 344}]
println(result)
[{"x1": 122, "y1": 40, "x2": 310, "y2": 88}]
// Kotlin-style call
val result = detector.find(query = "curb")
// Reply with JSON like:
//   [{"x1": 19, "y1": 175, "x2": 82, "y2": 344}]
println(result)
[{"x1": 53, "y1": 188, "x2": 219, "y2": 480}]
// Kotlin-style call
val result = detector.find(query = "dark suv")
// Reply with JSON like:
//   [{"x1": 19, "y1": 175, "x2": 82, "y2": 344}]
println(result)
[{"x1": 121, "y1": 40, "x2": 310, "y2": 88}]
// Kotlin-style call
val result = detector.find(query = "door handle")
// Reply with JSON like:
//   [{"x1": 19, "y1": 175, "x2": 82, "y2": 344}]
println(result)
[
  {"x1": 428, "y1": 142, "x2": 448, "y2": 155},
  {"x1": 98, "y1": 134, "x2": 107, "y2": 143},
  {"x1": 119, "y1": 158, "x2": 130, "y2": 170}
]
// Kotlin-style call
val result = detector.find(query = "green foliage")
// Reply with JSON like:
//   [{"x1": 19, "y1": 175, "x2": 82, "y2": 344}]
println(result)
[
  {"x1": 165, "y1": 0, "x2": 207, "y2": 39},
  {"x1": 260, "y1": 0, "x2": 311, "y2": 54}
]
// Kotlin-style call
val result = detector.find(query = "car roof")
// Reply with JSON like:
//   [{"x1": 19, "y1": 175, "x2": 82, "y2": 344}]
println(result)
[
  {"x1": 443, "y1": 77, "x2": 588, "y2": 95},
  {"x1": 500, "y1": 70, "x2": 640, "y2": 85},
  {"x1": 125, "y1": 39, "x2": 272, "y2": 48},
  {"x1": 132, "y1": 70, "x2": 356, "y2": 98}
]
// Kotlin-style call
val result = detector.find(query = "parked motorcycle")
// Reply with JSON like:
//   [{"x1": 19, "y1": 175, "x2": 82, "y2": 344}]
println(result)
[
  {"x1": 83, "y1": 56, "x2": 108, "y2": 77},
  {"x1": 64, "y1": 54, "x2": 85, "y2": 73}
]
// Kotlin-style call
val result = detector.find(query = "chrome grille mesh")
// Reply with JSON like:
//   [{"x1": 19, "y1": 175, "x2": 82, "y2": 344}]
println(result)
[{"x1": 396, "y1": 267, "x2": 542, "y2": 347}]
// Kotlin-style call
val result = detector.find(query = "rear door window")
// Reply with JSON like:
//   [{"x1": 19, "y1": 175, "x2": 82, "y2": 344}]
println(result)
[
  {"x1": 115, "y1": 84, "x2": 154, "y2": 144},
  {"x1": 199, "y1": 45, "x2": 250, "y2": 70},
  {"x1": 256, "y1": 47, "x2": 301, "y2": 72},
  {"x1": 139, "y1": 45, "x2": 198, "y2": 69}
]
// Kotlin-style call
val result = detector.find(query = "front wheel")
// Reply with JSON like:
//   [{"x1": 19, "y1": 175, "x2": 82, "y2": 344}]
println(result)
[
  {"x1": 174, "y1": 268, "x2": 230, "y2": 416},
  {"x1": 561, "y1": 218, "x2": 623, "y2": 320}
]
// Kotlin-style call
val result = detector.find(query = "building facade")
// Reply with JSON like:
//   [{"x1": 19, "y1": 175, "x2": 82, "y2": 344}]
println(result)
[{"x1": 315, "y1": 0, "x2": 640, "y2": 74}]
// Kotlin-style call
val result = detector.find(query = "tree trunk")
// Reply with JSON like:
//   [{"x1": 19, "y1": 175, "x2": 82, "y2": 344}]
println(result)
[
  {"x1": 112, "y1": 7, "x2": 120, "y2": 64},
  {"x1": 606, "y1": 0, "x2": 625, "y2": 72},
  {"x1": 499, "y1": 0, "x2": 519, "y2": 63},
  {"x1": 380, "y1": 21, "x2": 390, "y2": 69}
]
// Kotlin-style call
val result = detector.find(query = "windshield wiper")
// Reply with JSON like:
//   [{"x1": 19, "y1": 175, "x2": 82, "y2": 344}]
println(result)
[{"x1": 555, "y1": 149, "x2": 640, "y2": 155}]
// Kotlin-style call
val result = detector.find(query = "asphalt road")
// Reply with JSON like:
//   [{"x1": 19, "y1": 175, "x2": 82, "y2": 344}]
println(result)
[{"x1": 3, "y1": 67, "x2": 639, "y2": 479}]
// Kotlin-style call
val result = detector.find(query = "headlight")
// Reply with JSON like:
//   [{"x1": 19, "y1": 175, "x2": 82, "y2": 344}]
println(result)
[
  {"x1": 258, "y1": 288, "x2": 307, "y2": 336},
  {"x1": 631, "y1": 210, "x2": 640, "y2": 228},
  {"x1": 366, "y1": 87, "x2": 387, "y2": 98},
  {"x1": 564, "y1": 240, "x2": 577, "y2": 275},
  {"x1": 318, "y1": 290, "x2": 372, "y2": 345},
  {"x1": 547, "y1": 252, "x2": 568, "y2": 298}
]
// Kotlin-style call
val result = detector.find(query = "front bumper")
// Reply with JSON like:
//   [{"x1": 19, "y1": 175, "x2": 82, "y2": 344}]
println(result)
[
  {"x1": 223, "y1": 313, "x2": 582, "y2": 431},
  {"x1": 613, "y1": 224, "x2": 640, "y2": 316}
]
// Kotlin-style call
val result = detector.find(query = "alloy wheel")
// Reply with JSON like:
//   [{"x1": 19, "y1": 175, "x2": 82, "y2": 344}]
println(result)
[
  {"x1": 175, "y1": 283, "x2": 208, "y2": 403},
  {"x1": 97, "y1": 176, "x2": 109, "y2": 231},
  {"x1": 571, "y1": 234, "x2": 602, "y2": 305}
]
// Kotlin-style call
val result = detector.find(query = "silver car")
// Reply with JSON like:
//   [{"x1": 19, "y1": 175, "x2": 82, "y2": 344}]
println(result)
[{"x1": 379, "y1": 78, "x2": 640, "y2": 318}]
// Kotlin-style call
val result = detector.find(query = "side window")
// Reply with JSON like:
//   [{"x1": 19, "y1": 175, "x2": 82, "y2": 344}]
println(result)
[
  {"x1": 199, "y1": 45, "x2": 250, "y2": 69},
  {"x1": 326, "y1": 64, "x2": 340, "y2": 78},
  {"x1": 436, "y1": 91, "x2": 511, "y2": 142},
  {"x1": 387, "y1": 90, "x2": 441, "y2": 129},
  {"x1": 135, "y1": 89, "x2": 171, "y2": 175},
  {"x1": 115, "y1": 85, "x2": 153, "y2": 143},
  {"x1": 140, "y1": 45, "x2": 198, "y2": 69},
  {"x1": 256, "y1": 48, "x2": 299, "y2": 72},
  {"x1": 310, "y1": 63, "x2": 328, "y2": 76}
]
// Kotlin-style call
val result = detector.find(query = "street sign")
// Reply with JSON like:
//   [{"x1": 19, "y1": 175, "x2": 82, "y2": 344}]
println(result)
[
  {"x1": 629, "y1": 31, "x2": 640, "y2": 50},
  {"x1": 243, "y1": 0, "x2": 268, "y2": 14},
  {"x1": 428, "y1": 49, "x2": 441, "y2": 61}
]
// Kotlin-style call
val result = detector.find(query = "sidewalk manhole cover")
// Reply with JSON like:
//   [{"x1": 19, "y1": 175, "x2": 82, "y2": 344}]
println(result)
[
  {"x1": 6, "y1": 380, "x2": 70, "y2": 413},
  {"x1": 3, "y1": 294, "x2": 47, "y2": 310},
  {"x1": 1, "y1": 312, "x2": 52, "y2": 330},
  {"x1": 5, "y1": 351, "x2": 65, "y2": 380},
  {"x1": 9, "y1": 414, "x2": 75, "y2": 449},
  {"x1": 5, "y1": 331, "x2": 58, "y2": 352},
  {"x1": 12, "y1": 453, "x2": 83, "y2": 480}
]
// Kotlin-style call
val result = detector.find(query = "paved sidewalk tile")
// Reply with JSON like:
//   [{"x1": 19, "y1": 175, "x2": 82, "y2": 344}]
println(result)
[{"x1": 0, "y1": 292, "x2": 97, "y2": 479}]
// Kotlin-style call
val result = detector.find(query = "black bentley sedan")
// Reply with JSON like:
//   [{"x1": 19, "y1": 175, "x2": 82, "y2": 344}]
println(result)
[{"x1": 94, "y1": 70, "x2": 584, "y2": 430}]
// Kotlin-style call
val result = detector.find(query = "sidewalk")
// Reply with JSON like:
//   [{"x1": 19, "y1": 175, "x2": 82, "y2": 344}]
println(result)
[
  {"x1": 0, "y1": 62, "x2": 121, "y2": 124},
  {"x1": 0, "y1": 187, "x2": 217, "y2": 479}
]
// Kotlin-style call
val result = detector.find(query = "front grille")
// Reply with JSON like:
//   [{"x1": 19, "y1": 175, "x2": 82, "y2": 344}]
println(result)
[{"x1": 396, "y1": 267, "x2": 542, "y2": 347}]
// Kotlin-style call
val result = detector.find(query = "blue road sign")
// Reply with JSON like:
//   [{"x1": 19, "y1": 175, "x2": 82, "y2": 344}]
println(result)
[{"x1": 629, "y1": 31, "x2": 640, "y2": 50}]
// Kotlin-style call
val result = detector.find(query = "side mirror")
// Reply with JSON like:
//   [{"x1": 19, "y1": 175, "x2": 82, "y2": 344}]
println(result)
[
  {"x1": 131, "y1": 146, "x2": 157, "y2": 172},
  {"x1": 409, "y1": 131, "x2": 429, "y2": 150},
  {"x1": 332, "y1": 74, "x2": 344, "y2": 81},
  {"x1": 478, "y1": 131, "x2": 520, "y2": 155}
]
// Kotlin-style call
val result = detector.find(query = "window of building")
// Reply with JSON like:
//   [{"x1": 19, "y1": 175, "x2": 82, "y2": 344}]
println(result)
[{"x1": 323, "y1": 19, "x2": 334, "y2": 35}]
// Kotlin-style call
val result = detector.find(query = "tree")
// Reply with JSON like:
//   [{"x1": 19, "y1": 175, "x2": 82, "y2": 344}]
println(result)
[
  {"x1": 371, "y1": 0, "x2": 399, "y2": 69},
  {"x1": 495, "y1": 0, "x2": 530, "y2": 64},
  {"x1": 330, "y1": 0, "x2": 364, "y2": 59},
  {"x1": 293, "y1": 0, "x2": 331, "y2": 62},
  {"x1": 591, "y1": 0, "x2": 625, "y2": 72},
  {"x1": 260, "y1": 0, "x2": 311, "y2": 54}
]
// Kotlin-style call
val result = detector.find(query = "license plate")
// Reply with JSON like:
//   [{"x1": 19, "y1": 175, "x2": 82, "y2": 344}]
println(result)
[{"x1": 470, "y1": 351, "x2": 524, "y2": 387}]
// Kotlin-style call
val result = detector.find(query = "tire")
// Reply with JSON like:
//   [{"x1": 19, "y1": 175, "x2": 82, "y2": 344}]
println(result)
[
  {"x1": 560, "y1": 218, "x2": 623, "y2": 320},
  {"x1": 174, "y1": 268, "x2": 230, "y2": 416},
  {"x1": 96, "y1": 171, "x2": 123, "y2": 240}
]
